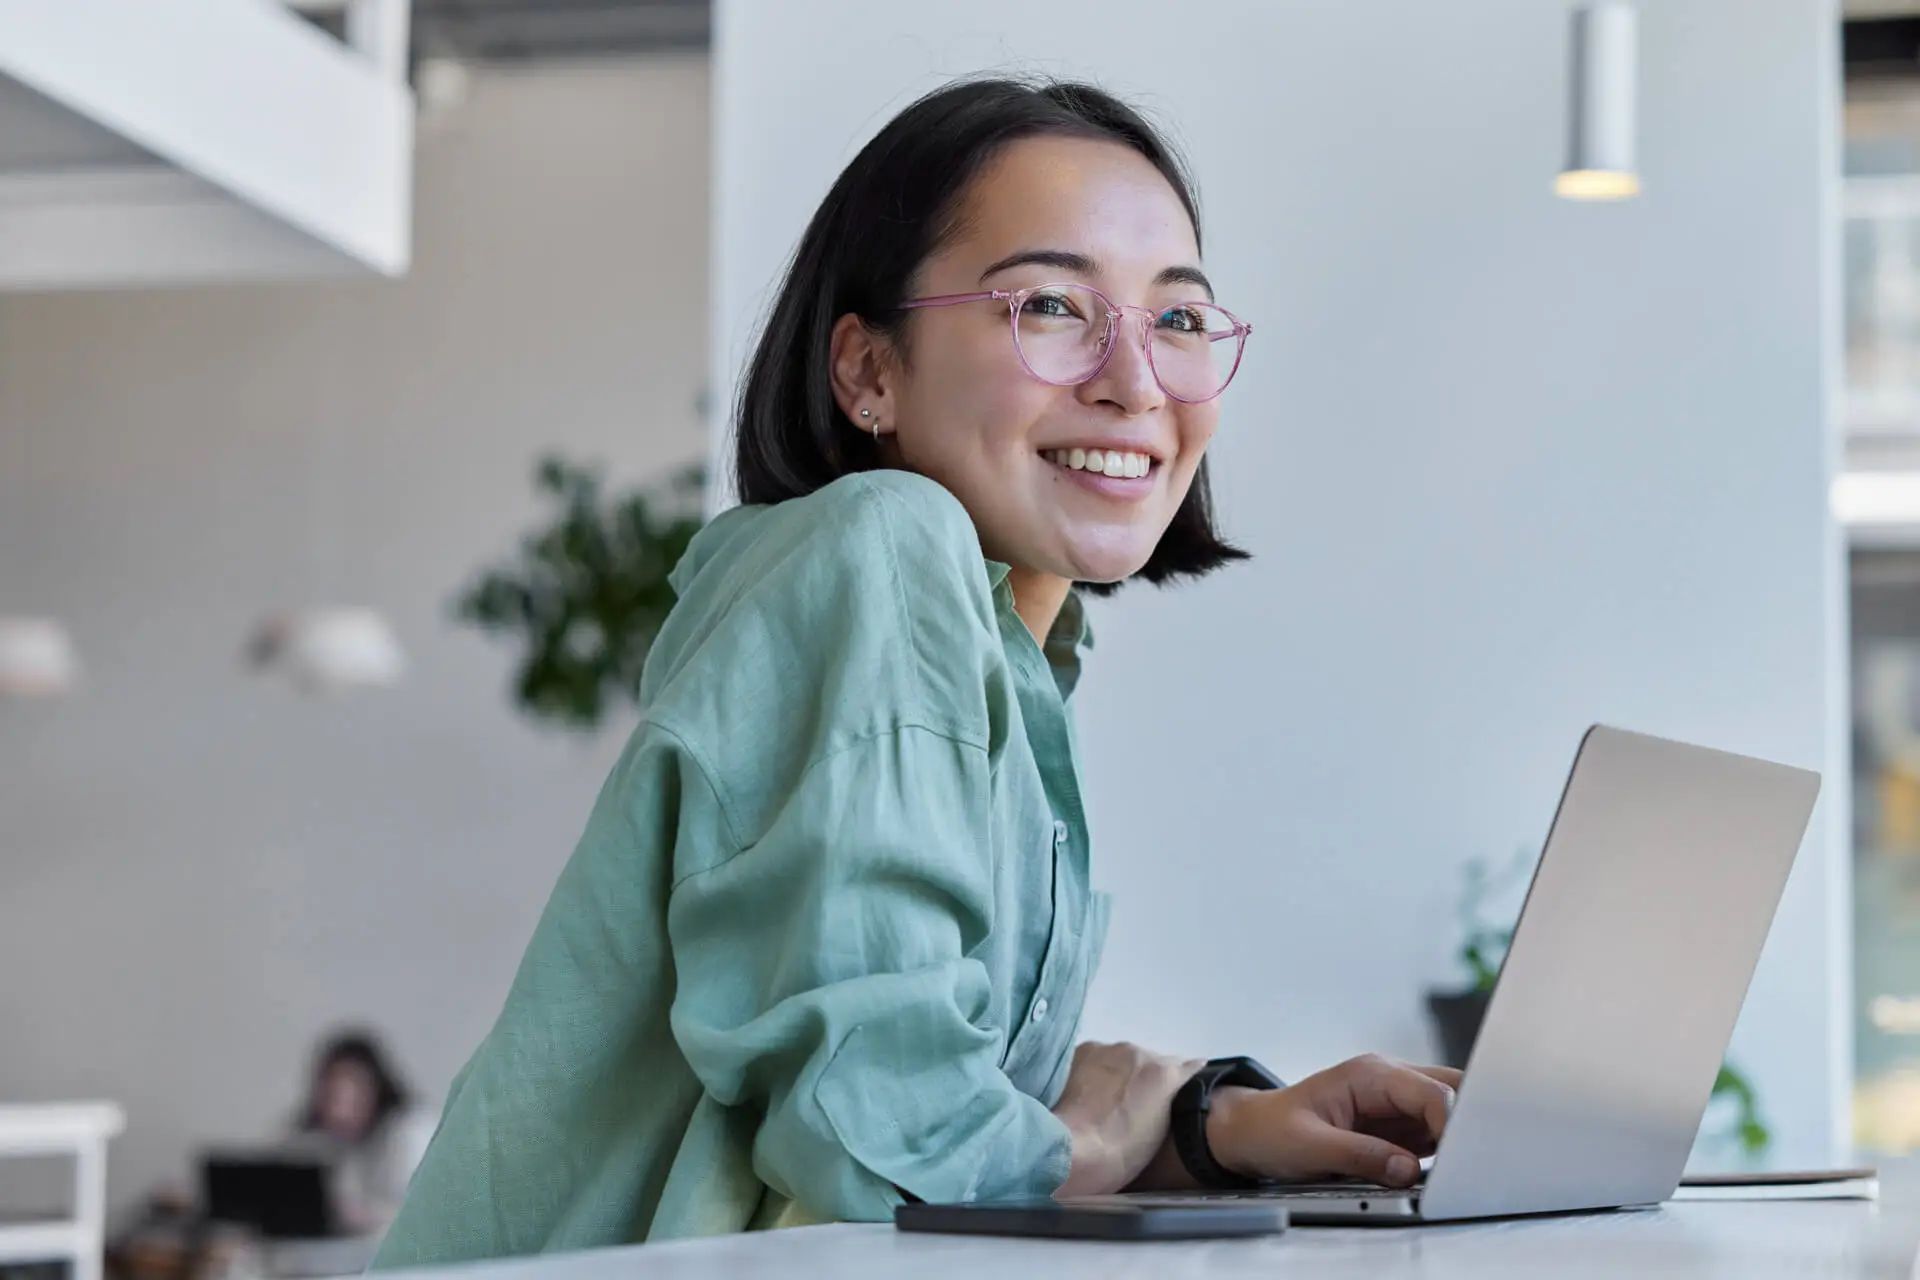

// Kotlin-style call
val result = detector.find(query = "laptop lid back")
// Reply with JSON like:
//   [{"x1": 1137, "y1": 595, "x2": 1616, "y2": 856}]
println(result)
[{"x1": 1419, "y1": 726, "x2": 1819, "y2": 1222}]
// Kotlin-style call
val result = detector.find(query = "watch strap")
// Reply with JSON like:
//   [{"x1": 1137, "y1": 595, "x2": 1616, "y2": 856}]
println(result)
[{"x1": 1170, "y1": 1056, "x2": 1285, "y2": 1190}]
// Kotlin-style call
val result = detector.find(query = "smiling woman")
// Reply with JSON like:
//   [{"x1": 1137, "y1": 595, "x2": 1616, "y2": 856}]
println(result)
[
  {"x1": 732, "y1": 82, "x2": 1251, "y2": 621},
  {"x1": 369, "y1": 77, "x2": 1459, "y2": 1268}
]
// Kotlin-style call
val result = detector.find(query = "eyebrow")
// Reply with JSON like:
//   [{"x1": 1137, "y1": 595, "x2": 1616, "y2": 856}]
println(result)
[{"x1": 979, "y1": 249, "x2": 1216, "y2": 300}]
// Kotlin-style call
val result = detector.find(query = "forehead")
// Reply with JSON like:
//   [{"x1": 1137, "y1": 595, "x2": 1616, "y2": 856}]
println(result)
[{"x1": 943, "y1": 135, "x2": 1200, "y2": 273}]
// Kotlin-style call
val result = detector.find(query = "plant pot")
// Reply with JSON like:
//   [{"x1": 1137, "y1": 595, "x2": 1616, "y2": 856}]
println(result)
[{"x1": 1426, "y1": 988, "x2": 1492, "y2": 1070}]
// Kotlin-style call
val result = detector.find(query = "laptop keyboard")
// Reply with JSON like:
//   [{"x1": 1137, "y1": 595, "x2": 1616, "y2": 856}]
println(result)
[
  {"x1": 1268, "y1": 1187, "x2": 1414, "y2": 1201},
  {"x1": 1132, "y1": 1183, "x2": 1417, "y2": 1203}
]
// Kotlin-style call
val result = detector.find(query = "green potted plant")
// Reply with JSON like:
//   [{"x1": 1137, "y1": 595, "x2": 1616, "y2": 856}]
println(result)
[
  {"x1": 455, "y1": 456, "x2": 704, "y2": 729},
  {"x1": 1704, "y1": 1063, "x2": 1771, "y2": 1161},
  {"x1": 1425, "y1": 848, "x2": 1527, "y2": 1070},
  {"x1": 1429, "y1": 851, "x2": 1772, "y2": 1158}
]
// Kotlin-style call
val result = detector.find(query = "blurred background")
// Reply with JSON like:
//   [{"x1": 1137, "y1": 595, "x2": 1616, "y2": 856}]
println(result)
[{"x1": 0, "y1": 0, "x2": 1915, "y2": 1273}]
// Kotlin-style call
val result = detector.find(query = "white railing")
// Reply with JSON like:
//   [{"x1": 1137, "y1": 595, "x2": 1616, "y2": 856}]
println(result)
[
  {"x1": 0, "y1": 0, "x2": 417, "y2": 287},
  {"x1": 281, "y1": 0, "x2": 411, "y2": 85},
  {"x1": 0, "y1": 1103, "x2": 126, "y2": 1280}
]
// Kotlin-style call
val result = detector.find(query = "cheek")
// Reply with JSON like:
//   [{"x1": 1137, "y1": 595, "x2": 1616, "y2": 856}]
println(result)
[
  {"x1": 1168, "y1": 404, "x2": 1221, "y2": 488},
  {"x1": 897, "y1": 341, "x2": 1056, "y2": 462},
  {"x1": 1181, "y1": 402, "x2": 1221, "y2": 451}
]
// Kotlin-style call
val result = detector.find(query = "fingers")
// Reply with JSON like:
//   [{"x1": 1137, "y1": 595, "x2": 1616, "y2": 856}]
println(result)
[
  {"x1": 1410, "y1": 1065, "x2": 1464, "y2": 1090},
  {"x1": 1293, "y1": 1123, "x2": 1424, "y2": 1188},
  {"x1": 1344, "y1": 1056, "x2": 1456, "y2": 1145},
  {"x1": 1052, "y1": 1043, "x2": 1210, "y2": 1197},
  {"x1": 1057, "y1": 1042, "x2": 1205, "y2": 1117},
  {"x1": 1071, "y1": 1042, "x2": 1201, "y2": 1074},
  {"x1": 1209, "y1": 1059, "x2": 1452, "y2": 1186}
]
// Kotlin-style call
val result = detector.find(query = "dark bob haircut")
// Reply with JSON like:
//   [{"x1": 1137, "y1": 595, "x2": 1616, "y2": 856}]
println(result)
[
  {"x1": 299, "y1": 1029, "x2": 410, "y2": 1137},
  {"x1": 732, "y1": 76, "x2": 1247, "y2": 595}
]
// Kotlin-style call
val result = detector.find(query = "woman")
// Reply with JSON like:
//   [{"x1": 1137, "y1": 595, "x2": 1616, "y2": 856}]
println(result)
[
  {"x1": 285, "y1": 1031, "x2": 433, "y2": 1236},
  {"x1": 373, "y1": 77, "x2": 1457, "y2": 1267}
]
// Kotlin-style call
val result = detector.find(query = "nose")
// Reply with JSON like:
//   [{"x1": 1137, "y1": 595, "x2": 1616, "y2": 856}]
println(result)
[{"x1": 1076, "y1": 308, "x2": 1165, "y2": 417}]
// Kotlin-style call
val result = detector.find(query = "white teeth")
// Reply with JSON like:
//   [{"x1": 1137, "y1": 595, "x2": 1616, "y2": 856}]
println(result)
[{"x1": 1047, "y1": 448, "x2": 1154, "y2": 478}]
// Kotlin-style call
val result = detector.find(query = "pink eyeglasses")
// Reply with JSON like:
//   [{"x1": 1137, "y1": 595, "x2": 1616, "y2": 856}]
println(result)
[{"x1": 899, "y1": 282, "x2": 1251, "y2": 403}]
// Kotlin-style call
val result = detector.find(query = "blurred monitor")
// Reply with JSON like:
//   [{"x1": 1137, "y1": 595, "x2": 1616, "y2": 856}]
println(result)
[{"x1": 201, "y1": 1155, "x2": 333, "y2": 1239}]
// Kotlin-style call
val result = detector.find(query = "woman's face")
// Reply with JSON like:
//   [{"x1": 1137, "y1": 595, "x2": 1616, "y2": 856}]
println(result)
[
  {"x1": 867, "y1": 135, "x2": 1223, "y2": 586},
  {"x1": 318, "y1": 1059, "x2": 379, "y2": 1141}
]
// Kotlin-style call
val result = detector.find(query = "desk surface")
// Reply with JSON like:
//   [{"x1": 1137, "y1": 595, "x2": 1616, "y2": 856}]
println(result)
[
  {"x1": 397, "y1": 1182, "x2": 1920, "y2": 1280},
  {"x1": 392, "y1": 1168, "x2": 1920, "y2": 1280}
]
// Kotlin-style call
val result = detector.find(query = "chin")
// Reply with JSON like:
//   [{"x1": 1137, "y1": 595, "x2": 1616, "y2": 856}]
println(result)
[{"x1": 1061, "y1": 545, "x2": 1156, "y2": 586}]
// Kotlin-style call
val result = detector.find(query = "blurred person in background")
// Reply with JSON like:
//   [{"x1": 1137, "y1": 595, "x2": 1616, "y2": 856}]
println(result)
[
  {"x1": 279, "y1": 1031, "x2": 433, "y2": 1236},
  {"x1": 109, "y1": 1030, "x2": 431, "y2": 1280}
]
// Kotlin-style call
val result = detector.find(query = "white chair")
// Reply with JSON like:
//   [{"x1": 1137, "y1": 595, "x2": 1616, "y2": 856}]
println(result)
[{"x1": 0, "y1": 1103, "x2": 126, "y2": 1280}]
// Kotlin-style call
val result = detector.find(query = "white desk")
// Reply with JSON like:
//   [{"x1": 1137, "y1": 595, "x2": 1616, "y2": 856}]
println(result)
[{"x1": 389, "y1": 1172, "x2": 1920, "y2": 1280}]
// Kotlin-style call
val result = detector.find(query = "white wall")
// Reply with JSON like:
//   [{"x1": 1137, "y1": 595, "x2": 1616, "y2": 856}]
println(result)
[
  {"x1": 712, "y1": 1, "x2": 1849, "y2": 1166},
  {"x1": 0, "y1": 56, "x2": 709, "y2": 1208}
]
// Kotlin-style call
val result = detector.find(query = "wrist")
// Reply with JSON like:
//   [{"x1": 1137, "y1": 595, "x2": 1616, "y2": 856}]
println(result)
[
  {"x1": 1172, "y1": 1058, "x2": 1286, "y2": 1189},
  {"x1": 1203, "y1": 1085, "x2": 1262, "y2": 1180}
]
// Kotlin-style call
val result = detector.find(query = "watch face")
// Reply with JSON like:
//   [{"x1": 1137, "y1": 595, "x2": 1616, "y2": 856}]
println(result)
[{"x1": 1214, "y1": 1057, "x2": 1285, "y2": 1091}]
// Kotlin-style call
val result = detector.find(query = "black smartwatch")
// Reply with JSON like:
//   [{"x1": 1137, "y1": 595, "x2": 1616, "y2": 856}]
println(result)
[{"x1": 1171, "y1": 1056, "x2": 1286, "y2": 1189}]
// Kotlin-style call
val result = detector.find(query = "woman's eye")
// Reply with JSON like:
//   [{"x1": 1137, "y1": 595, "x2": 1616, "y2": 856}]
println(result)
[
  {"x1": 1159, "y1": 306, "x2": 1207, "y2": 332},
  {"x1": 1022, "y1": 292, "x2": 1079, "y2": 319}
]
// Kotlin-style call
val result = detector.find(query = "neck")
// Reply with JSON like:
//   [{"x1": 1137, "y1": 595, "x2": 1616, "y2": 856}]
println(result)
[{"x1": 1006, "y1": 568, "x2": 1073, "y2": 646}]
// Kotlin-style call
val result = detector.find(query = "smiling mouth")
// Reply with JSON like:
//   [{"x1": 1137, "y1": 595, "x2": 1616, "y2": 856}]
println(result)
[{"x1": 1042, "y1": 447, "x2": 1157, "y2": 480}]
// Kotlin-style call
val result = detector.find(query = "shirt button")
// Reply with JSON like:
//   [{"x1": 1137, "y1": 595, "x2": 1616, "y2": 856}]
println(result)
[
  {"x1": 1053, "y1": 820, "x2": 1069, "y2": 846},
  {"x1": 1032, "y1": 998, "x2": 1050, "y2": 1022}
]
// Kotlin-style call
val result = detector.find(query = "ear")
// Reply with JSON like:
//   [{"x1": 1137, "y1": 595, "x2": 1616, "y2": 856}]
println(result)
[{"x1": 828, "y1": 312, "x2": 898, "y2": 437}]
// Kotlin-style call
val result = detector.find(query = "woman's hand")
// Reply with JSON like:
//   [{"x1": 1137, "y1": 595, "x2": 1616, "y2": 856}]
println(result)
[
  {"x1": 1050, "y1": 1041, "x2": 1204, "y2": 1198},
  {"x1": 1208, "y1": 1054, "x2": 1461, "y2": 1188}
]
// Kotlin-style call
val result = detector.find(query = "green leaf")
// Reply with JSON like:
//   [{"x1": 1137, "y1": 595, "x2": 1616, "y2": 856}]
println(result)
[
  {"x1": 454, "y1": 455, "x2": 705, "y2": 731},
  {"x1": 1710, "y1": 1061, "x2": 1770, "y2": 1155}
]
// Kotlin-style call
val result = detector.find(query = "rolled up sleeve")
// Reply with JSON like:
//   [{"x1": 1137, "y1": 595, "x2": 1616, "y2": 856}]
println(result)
[{"x1": 665, "y1": 723, "x2": 1071, "y2": 1221}]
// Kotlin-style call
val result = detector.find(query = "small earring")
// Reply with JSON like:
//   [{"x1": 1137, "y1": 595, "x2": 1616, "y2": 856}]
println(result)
[{"x1": 859, "y1": 407, "x2": 881, "y2": 438}]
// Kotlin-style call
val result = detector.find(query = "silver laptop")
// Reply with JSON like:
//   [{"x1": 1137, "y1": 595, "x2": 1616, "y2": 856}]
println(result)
[{"x1": 1124, "y1": 725, "x2": 1820, "y2": 1225}]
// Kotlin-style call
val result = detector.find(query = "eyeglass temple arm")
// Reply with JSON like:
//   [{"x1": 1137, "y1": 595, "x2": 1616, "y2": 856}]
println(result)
[{"x1": 897, "y1": 291, "x2": 1011, "y2": 310}]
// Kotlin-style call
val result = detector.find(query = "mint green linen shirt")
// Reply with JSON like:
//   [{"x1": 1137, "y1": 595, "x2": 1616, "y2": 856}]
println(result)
[{"x1": 371, "y1": 470, "x2": 1109, "y2": 1266}]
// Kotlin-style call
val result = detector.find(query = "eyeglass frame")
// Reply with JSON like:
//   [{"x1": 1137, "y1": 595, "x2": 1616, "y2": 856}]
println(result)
[{"x1": 897, "y1": 283, "x2": 1252, "y2": 404}]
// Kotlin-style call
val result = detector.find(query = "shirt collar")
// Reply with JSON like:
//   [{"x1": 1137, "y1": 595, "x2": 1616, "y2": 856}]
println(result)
[
  {"x1": 1046, "y1": 587, "x2": 1094, "y2": 658},
  {"x1": 984, "y1": 558, "x2": 1096, "y2": 699}
]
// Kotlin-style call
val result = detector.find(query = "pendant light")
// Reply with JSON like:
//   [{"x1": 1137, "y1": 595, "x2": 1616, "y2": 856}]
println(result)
[
  {"x1": 1556, "y1": 3, "x2": 1641, "y2": 201},
  {"x1": 246, "y1": 607, "x2": 405, "y2": 693},
  {"x1": 0, "y1": 616, "x2": 82, "y2": 698},
  {"x1": 245, "y1": 378, "x2": 405, "y2": 695}
]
